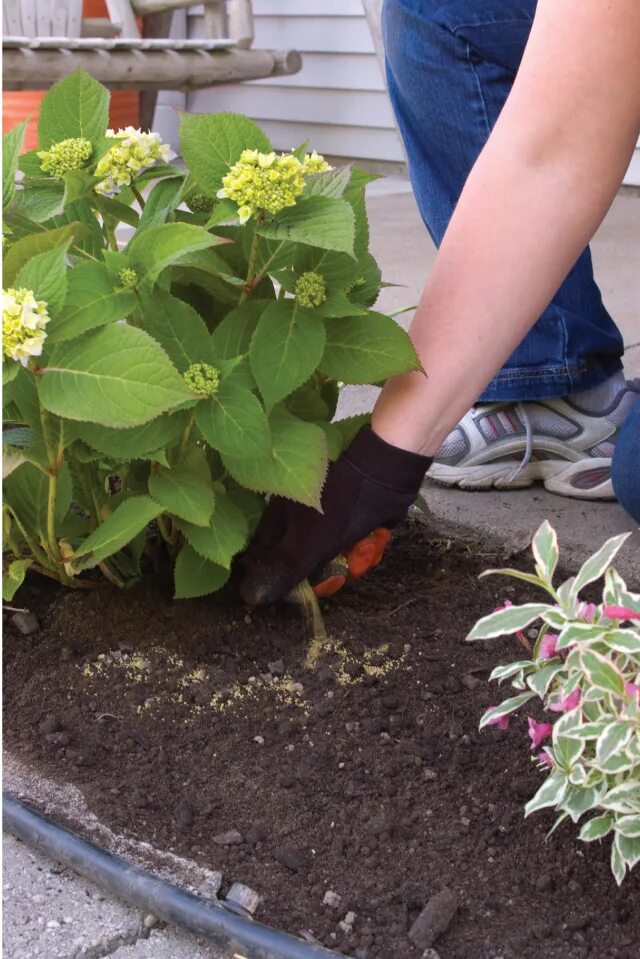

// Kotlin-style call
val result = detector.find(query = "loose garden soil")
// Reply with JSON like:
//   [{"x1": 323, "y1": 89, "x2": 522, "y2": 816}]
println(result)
[{"x1": 4, "y1": 526, "x2": 639, "y2": 959}]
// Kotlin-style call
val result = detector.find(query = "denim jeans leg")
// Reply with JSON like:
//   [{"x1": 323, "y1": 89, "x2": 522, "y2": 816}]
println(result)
[
  {"x1": 382, "y1": 0, "x2": 624, "y2": 402},
  {"x1": 612, "y1": 400, "x2": 640, "y2": 524}
]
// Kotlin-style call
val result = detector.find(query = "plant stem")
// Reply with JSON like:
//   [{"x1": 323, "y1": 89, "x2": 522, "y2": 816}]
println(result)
[
  {"x1": 239, "y1": 232, "x2": 260, "y2": 303},
  {"x1": 179, "y1": 413, "x2": 195, "y2": 460},
  {"x1": 156, "y1": 515, "x2": 173, "y2": 545},
  {"x1": 132, "y1": 185, "x2": 146, "y2": 210},
  {"x1": 98, "y1": 560, "x2": 125, "y2": 588},
  {"x1": 102, "y1": 218, "x2": 119, "y2": 252}
]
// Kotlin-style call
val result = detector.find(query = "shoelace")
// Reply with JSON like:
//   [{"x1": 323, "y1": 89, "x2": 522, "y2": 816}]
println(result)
[{"x1": 506, "y1": 402, "x2": 533, "y2": 483}]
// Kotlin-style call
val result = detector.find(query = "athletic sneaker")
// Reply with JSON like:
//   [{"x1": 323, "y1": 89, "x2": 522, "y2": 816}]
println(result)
[{"x1": 429, "y1": 379, "x2": 640, "y2": 500}]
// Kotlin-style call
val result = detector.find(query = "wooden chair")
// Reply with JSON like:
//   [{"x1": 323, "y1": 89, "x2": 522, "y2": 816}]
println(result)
[{"x1": 2, "y1": 1, "x2": 302, "y2": 95}]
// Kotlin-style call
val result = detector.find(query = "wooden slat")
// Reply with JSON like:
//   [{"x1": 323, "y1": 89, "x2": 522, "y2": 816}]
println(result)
[
  {"x1": 82, "y1": 18, "x2": 123, "y2": 38},
  {"x1": 105, "y1": 0, "x2": 141, "y2": 37},
  {"x1": 4, "y1": 1, "x2": 24, "y2": 35},
  {"x1": 20, "y1": 0, "x2": 36, "y2": 36},
  {"x1": 52, "y1": 0, "x2": 70, "y2": 34},
  {"x1": 35, "y1": 0, "x2": 52, "y2": 36},
  {"x1": 65, "y1": 0, "x2": 84, "y2": 37}
]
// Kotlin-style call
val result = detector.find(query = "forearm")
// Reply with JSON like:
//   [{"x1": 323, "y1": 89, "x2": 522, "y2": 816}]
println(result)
[{"x1": 373, "y1": 0, "x2": 640, "y2": 455}]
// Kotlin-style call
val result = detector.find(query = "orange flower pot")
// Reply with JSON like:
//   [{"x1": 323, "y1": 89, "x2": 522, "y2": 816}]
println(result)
[{"x1": 2, "y1": 0, "x2": 140, "y2": 152}]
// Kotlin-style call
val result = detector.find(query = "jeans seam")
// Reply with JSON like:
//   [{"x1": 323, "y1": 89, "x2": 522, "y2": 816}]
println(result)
[
  {"x1": 451, "y1": 19, "x2": 533, "y2": 36},
  {"x1": 491, "y1": 364, "x2": 588, "y2": 382},
  {"x1": 555, "y1": 305, "x2": 575, "y2": 391},
  {"x1": 464, "y1": 41, "x2": 492, "y2": 139}
]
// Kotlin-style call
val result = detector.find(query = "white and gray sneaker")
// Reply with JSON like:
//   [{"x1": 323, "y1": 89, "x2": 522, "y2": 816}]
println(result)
[{"x1": 429, "y1": 378, "x2": 640, "y2": 500}]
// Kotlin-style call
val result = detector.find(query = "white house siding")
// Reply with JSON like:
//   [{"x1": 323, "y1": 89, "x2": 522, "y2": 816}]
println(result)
[{"x1": 180, "y1": 1, "x2": 639, "y2": 185}]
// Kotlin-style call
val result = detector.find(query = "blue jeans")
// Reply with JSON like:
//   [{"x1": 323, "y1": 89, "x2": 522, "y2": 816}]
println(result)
[
  {"x1": 612, "y1": 402, "x2": 640, "y2": 523},
  {"x1": 382, "y1": 0, "x2": 624, "y2": 402}
]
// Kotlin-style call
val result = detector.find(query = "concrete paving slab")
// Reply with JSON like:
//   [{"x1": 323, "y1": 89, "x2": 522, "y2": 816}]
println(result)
[
  {"x1": 3, "y1": 834, "x2": 144, "y2": 959},
  {"x1": 108, "y1": 927, "x2": 225, "y2": 959}
]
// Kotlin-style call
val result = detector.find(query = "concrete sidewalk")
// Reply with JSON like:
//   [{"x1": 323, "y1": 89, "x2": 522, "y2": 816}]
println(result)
[{"x1": 3, "y1": 182, "x2": 639, "y2": 959}]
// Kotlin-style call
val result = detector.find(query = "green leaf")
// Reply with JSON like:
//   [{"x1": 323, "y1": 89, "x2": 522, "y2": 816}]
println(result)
[
  {"x1": 91, "y1": 194, "x2": 140, "y2": 228},
  {"x1": 532, "y1": 519, "x2": 559, "y2": 583},
  {"x1": 571, "y1": 532, "x2": 631, "y2": 600},
  {"x1": 596, "y1": 721, "x2": 635, "y2": 765},
  {"x1": 467, "y1": 603, "x2": 551, "y2": 641},
  {"x1": 302, "y1": 165, "x2": 352, "y2": 199},
  {"x1": 149, "y1": 466, "x2": 215, "y2": 528},
  {"x1": 222, "y1": 406, "x2": 327, "y2": 508},
  {"x1": 14, "y1": 243, "x2": 70, "y2": 317},
  {"x1": 562, "y1": 783, "x2": 606, "y2": 823},
  {"x1": 40, "y1": 324, "x2": 193, "y2": 428},
  {"x1": 195, "y1": 382, "x2": 271, "y2": 459},
  {"x1": 249, "y1": 300, "x2": 326, "y2": 410},
  {"x1": 72, "y1": 412, "x2": 187, "y2": 462},
  {"x1": 126, "y1": 222, "x2": 217, "y2": 287},
  {"x1": 556, "y1": 621, "x2": 606, "y2": 650},
  {"x1": 579, "y1": 649, "x2": 625, "y2": 697},
  {"x1": 3, "y1": 122, "x2": 27, "y2": 210},
  {"x1": 4, "y1": 461, "x2": 72, "y2": 544},
  {"x1": 527, "y1": 662, "x2": 563, "y2": 696},
  {"x1": 174, "y1": 542, "x2": 230, "y2": 599},
  {"x1": 616, "y1": 815, "x2": 640, "y2": 839},
  {"x1": 46, "y1": 198, "x2": 104, "y2": 258},
  {"x1": 256, "y1": 196, "x2": 356, "y2": 256},
  {"x1": 210, "y1": 298, "x2": 264, "y2": 363},
  {"x1": 479, "y1": 567, "x2": 548, "y2": 591},
  {"x1": 14, "y1": 181, "x2": 65, "y2": 223},
  {"x1": 137, "y1": 175, "x2": 184, "y2": 231},
  {"x1": 205, "y1": 198, "x2": 240, "y2": 228},
  {"x1": 333, "y1": 414, "x2": 370, "y2": 449},
  {"x1": 602, "y1": 783, "x2": 640, "y2": 814},
  {"x1": 48, "y1": 261, "x2": 137, "y2": 343},
  {"x1": 579, "y1": 813, "x2": 613, "y2": 842},
  {"x1": 72, "y1": 496, "x2": 161, "y2": 572},
  {"x1": 615, "y1": 832, "x2": 640, "y2": 871},
  {"x1": 62, "y1": 169, "x2": 99, "y2": 207},
  {"x1": 2, "y1": 559, "x2": 31, "y2": 602},
  {"x1": 604, "y1": 629, "x2": 640, "y2": 655},
  {"x1": 3, "y1": 223, "x2": 87, "y2": 287},
  {"x1": 525, "y1": 774, "x2": 568, "y2": 816},
  {"x1": 478, "y1": 692, "x2": 536, "y2": 729},
  {"x1": 180, "y1": 489, "x2": 248, "y2": 568},
  {"x1": 319, "y1": 312, "x2": 420, "y2": 384},
  {"x1": 180, "y1": 112, "x2": 272, "y2": 195},
  {"x1": 139, "y1": 289, "x2": 212, "y2": 372},
  {"x1": 38, "y1": 69, "x2": 109, "y2": 149}
]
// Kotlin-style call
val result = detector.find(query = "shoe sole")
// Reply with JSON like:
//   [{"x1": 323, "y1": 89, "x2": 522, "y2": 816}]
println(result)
[{"x1": 428, "y1": 457, "x2": 614, "y2": 500}]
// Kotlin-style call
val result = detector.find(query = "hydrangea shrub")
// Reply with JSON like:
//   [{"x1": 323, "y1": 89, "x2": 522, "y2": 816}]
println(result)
[
  {"x1": 468, "y1": 520, "x2": 640, "y2": 883},
  {"x1": 2, "y1": 70, "x2": 419, "y2": 600}
]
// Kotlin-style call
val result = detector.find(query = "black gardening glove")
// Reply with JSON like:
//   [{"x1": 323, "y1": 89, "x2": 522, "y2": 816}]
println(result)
[{"x1": 240, "y1": 427, "x2": 432, "y2": 605}]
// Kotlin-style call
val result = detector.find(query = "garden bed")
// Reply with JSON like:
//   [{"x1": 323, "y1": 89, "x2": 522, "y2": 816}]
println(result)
[{"x1": 4, "y1": 526, "x2": 639, "y2": 959}]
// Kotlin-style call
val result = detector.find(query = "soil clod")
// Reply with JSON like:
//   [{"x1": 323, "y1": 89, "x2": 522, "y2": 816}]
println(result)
[{"x1": 409, "y1": 888, "x2": 459, "y2": 950}]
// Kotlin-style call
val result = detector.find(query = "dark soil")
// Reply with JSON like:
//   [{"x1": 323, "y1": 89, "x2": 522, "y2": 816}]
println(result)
[{"x1": 4, "y1": 527, "x2": 639, "y2": 959}]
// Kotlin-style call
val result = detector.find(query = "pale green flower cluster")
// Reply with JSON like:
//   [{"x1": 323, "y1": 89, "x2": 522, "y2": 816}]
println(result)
[
  {"x1": 183, "y1": 362, "x2": 220, "y2": 397},
  {"x1": 116, "y1": 268, "x2": 138, "y2": 290},
  {"x1": 295, "y1": 271, "x2": 327, "y2": 308},
  {"x1": 38, "y1": 137, "x2": 93, "y2": 178},
  {"x1": 2, "y1": 288, "x2": 50, "y2": 366},
  {"x1": 95, "y1": 127, "x2": 170, "y2": 195},
  {"x1": 217, "y1": 149, "x2": 332, "y2": 223}
]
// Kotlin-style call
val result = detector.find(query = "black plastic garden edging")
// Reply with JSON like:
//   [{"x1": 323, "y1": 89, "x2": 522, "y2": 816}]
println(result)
[{"x1": 3, "y1": 794, "x2": 346, "y2": 959}]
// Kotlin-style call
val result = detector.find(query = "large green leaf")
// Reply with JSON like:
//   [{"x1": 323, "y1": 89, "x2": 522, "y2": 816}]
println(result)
[
  {"x1": 302, "y1": 165, "x2": 352, "y2": 199},
  {"x1": 126, "y1": 222, "x2": 218, "y2": 287},
  {"x1": 38, "y1": 69, "x2": 109, "y2": 149},
  {"x1": 14, "y1": 243, "x2": 70, "y2": 317},
  {"x1": 149, "y1": 465, "x2": 215, "y2": 528},
  {"x1": 3, "y1": 223, "x2": 87, "y2": 287},
  {"x1": 139, "y1": 289, "x2": 212, "y2": 372},
  {"x1": 174, "y1": 543, "x2": 230, "y2": 599},
  {"x1": 223, "y1": 406, "x2": 327, "y2": 508},
  {"x1": 319, "y1": 312, "x2": 420, "y2": 383},
  {"x1": 91, "y1": 194, "x2": 140, "y2": 229},
  {"x1": 180, "y1": 112, "x2": 272, "y2": 195},
  {"x1": 195, "y1": 381, "x2": 271, "y2": 459},
  {"x1": 14, "y1": 181, "x2": 65, "y2": 223},
  {"x1": 4, "y1": 460, "x2": 72, "y2": 544},
  {"x1": 71, "y1": 496, "x2": 162, "y2": 572},
  {"x1": 49, "y1": 261, "x2": 137, "y2": 343},
  {"x1": 209, "y1": 299, "x2": 266, "y2": 388},
  {"x1": 249, "y1": 300, "x2": 325, "y2": 410},
  {"x1": 72, "y1": 411, "x2": 187, "y2": 462},
  {"x1": 3, "y1": 559, "x2": 31, "y2": 603},
  {"x1": 3, "y1": 122, "x2": 27, "y2": 210},
  {"x1": 180, "y1": 489, "x2": 248, "y2": 568},
  {"x1": 46, "y1": 199, "x2": 104, "y2": 259},
  {"x1": 137, "y1": 175, "x2": 184, "y2": 231},
  {"x1": 40, "y1": 324, "x2": 193, "y2": 427},
  {"x1": 256, "y1": 196, "x2": 355, "y2": 256}
]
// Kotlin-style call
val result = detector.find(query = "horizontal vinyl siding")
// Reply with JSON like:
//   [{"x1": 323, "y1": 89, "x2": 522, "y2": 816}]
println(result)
[{"x1": 186, "y1": 1, "x2": 404, "y2": 163}]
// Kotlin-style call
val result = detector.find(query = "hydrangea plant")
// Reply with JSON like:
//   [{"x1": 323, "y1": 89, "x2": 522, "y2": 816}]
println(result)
[
  {"x1": 2, "y1": 69, "x2": 419, "y2": 601},
  {"x1": 467, "y1": 520, "x2": 640, "y2": 883}
]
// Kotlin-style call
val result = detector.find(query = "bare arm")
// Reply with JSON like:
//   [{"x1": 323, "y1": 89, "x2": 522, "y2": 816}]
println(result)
[{"x1": 373, "y1": 0, "x2": 640, "y2": 454}]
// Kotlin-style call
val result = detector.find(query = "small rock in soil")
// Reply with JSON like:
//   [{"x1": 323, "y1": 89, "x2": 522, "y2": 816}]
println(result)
[
  {"x1": 174, "y1": 800, "x2": 193, "y2": 826},
  {"x1": 323, "y1": 890, "x2": 342, "y2": 909},
  {"x1": 274, "y1": 845, "x2": 308, "y2": 873},
  {"x1": 11, "y1": 611, "x2": 39, "y2": 635},
  {"x1": 461, "y1": 673, "x2": 481, "y2": 691},
  {"x1": 213, "y1": 829, "x2": 244, "y2": 846},
  {"x1": 422, "y1": 951, "x2": 442, "y2": 959},
  {"x1": 409, "y1": 888, "x2": 459, "y2": 950},
  {"x1": 227, "y1": 882, "x2": 261, "y2": 915},
  {"x1": 245, "y1": 825, "x2": 266, "y2": 845}
]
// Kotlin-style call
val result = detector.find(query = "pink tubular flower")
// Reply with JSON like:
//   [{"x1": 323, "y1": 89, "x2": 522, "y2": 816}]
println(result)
[
  {"x1": 494, "y1": 600, "x2": 513, "y2": 612},
  {"x1": 578, "y1": 603, "x2": 597, "y2": 623},
  {"x1": 539, "y1": 633, "x2": 559, "y2": 660},
  {"x1": 528, "y1": 717, "x2": 553, "y2": 750},
  {"x1": 624, "y1": 682, "x2": 640, "y2": 701},
  {"x1": 549, "y1": 688, "x2": 581, "y2": 713},
  {"x1": 487, "y1": 711, "x2": 510, "y2": 731},
  {"x1": 538, "y1": 750, "x2": 554, "y2": 767},
  {"x1": 603, "y1": 605, "x2": 640, "y2": 622}
]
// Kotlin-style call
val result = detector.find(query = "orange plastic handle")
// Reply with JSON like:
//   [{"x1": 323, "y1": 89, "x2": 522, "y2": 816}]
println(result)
[{"x1": 312, "y1": 528, "x2": 391, "y2": 597}]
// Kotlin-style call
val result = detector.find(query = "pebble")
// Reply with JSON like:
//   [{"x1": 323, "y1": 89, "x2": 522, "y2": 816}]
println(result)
[
  {"x1": 46, "y1": 919, "x2": 60, "y2": 929},
  {"x1": 245, "y1": 825, "x2": 266, "y2": 845},
  {"x1": 461, "y1": 673, "x2": 481, "y2": 691},
  {"x1": 227, "y1": 882, "x2": 261, "y2": 915},
  {"x1": 254, "y1": 735, "x2": 265, "y2": 745},
  {"x1": 323, "y1": 890, "x2": 342, "y2": 909},
  {"x1": 274, "y1": 845, "x2": 308, "y2": 873},
  {"x1": 339, "y1": 911, "x2": 357, "y2": 934},
  {"x1": 422, "y1": 951, "x2": 442, "y2": 959},
  {"x1": 143, "y1": 914, "x2": 158, "y2": 929},
  {"x1": 213, "y1": 829, "x2": 244, "y2": 846},
  {"x1": 11, "y1": 610, "x2": 39, "y2": 635},
  {"x1": 409, "y1": 888, "x2": 459, "y2": 950}
]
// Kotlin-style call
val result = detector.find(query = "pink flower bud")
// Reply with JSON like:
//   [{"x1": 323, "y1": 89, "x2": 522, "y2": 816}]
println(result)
[
  {"x1": 624, "y1": 681, "x2": 640, "y2": 701},
  {"x1": 538, "y1": 750, "x2": 553, "y2": 767},
  {"x1": 528, "y1": 717, "x2": 553, "y2": 750},
  {"x1": 494, "y1": 599, "x2": 513, "y2": 612},
  {"x1": 539, "y1": 633, "x2": 559, "y2": 659},
  {"x1": 603, "y1": 605, "x2": 640, "y2": 622},
  {"x1": 548, "y1": 688, "x2": 581, "y2": 713},
  {"x1": 487, "y1": 711, "x2": 510, "y2": 731},
  {"x1": 578, "y1": 603, "x2": 597, "y2": 623}
]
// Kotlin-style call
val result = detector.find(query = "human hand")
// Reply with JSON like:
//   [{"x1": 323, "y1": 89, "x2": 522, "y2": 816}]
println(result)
[{"x1": 239, "y1": 427, "x2": 432, "y2": 605}]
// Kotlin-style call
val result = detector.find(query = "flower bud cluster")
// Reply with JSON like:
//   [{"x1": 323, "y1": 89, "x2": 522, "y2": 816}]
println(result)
[
  {"x1": 38, "y1": 137, "x2": 93, "y2": 178},
  {"x1": 183, "y1": 362, "x2": 220, "y2": 397},
  {"x1": 95, "y1": 127, "x2": 170, "y2": 195},
  {"x1": 295, "y1": 271, "x2": 327, "y2": 308},
  {"x1": 3, "y1": 287, "x2": 50, "y2": 366}
]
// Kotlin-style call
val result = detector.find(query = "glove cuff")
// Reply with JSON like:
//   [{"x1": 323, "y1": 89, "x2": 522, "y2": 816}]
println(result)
[{"x1": 344, "y1": 426, "x2": 433, "y2": 494}]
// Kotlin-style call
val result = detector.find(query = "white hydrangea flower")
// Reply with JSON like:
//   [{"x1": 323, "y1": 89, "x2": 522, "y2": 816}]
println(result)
[
  {"x1": 3, "y1": 288, "x2": 50, "y2": 366},
  {"x1": 95, "y1": 127, "x2": 171, "y2": 195}
]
